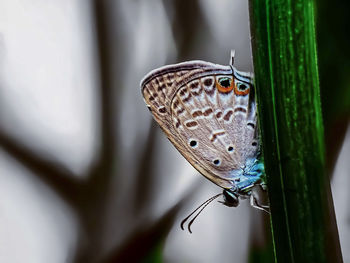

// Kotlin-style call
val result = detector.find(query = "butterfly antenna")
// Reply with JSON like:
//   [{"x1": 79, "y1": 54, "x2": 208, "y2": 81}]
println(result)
[
  {"x1": 180, "y1": 193, "x2": 222, "y2": 233},
  {"x1": 230, "y1": 49, "x2": 236, "y2": 66}
]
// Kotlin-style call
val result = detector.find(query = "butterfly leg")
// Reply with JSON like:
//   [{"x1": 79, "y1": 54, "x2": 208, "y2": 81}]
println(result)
[
  {"x1": 259, "y1": 182, "x2": 267, "y2": 191},
  {"x1": 250, "y1": 193, "x2": 270, "y2": 214}
]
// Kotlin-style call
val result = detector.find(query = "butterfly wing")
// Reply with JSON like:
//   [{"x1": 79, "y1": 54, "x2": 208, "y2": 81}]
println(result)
[{"x1": 141, "y1": 61, "x2": 259, "y2": 189}]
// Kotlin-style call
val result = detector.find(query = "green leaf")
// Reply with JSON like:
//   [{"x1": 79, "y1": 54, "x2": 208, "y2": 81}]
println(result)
[{"x1": 249, "y1": 0, "x2": 343, "y2": 262}]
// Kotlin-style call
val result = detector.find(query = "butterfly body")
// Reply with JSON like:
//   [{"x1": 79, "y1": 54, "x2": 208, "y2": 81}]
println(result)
[{"x1": 141, "y1": 54, "x2": 265, "y2": 208}]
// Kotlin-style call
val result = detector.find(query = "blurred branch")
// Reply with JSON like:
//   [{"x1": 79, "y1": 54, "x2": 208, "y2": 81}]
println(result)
[
  {"x1": 133, "y1": 123, "x2": 158, "y2": 214},
  {"x1": 164, "y1": 0, "x2": 210, "y2": 60},
  {"x1": 68, "y1": 1, "x2": 121, "y2": 261},
  {"x1": 102, "y1": 189, "x2": 194, "y2": 263},
  {"x1": 89, "y1": 0, "x2": 117, "y2": 182},
  {"x1": 0, "y1": 130, "x2": 81, "y2": 206},
  {"x1": 102, "y1": 207, "x2": 177, "y2": 263}
]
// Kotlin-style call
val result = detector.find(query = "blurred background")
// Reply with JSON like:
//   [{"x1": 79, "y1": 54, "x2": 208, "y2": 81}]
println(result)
[{"x1": 0, "y1": 0, "x2": 348, "y2": 263}]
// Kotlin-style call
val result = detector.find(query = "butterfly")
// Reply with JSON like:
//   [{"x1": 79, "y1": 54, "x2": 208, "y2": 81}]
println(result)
[{"x1": 140, "y1": 51, "x2": 268, "y2": 232}]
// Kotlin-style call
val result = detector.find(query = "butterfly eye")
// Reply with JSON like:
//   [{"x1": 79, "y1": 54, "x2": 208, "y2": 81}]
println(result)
[
  {"x1": 222, "y1": 190, "x2": 239, "y2": 207},
  {"x1": 252, "y1": 142, "x2": 257, "y2": 146},
  {"x1": 227, "y1": 146, "x2": 234, "y2": 152}
]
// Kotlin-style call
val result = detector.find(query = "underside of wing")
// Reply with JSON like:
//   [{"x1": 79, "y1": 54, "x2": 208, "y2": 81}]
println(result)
[
  {"x1": 141, "y1": 61, "x2": 258, "y2": 189},
  {"x1": 170, "y1": 73, "x2": 259, "y2": 189}
]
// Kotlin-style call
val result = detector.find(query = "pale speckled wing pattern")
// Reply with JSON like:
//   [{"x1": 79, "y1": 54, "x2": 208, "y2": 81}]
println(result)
[{"x1": 141, "y1": 60, "x2": 259, "y2": 190}]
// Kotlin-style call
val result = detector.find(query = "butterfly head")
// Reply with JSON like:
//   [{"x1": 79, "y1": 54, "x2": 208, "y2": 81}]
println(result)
[{"x1": 221, "y1": 189, "x2": 240, "y2": 207}]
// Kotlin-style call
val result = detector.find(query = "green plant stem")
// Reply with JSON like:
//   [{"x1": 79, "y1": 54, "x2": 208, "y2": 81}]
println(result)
[{"x1": 249, "y1": 1, "x2": 343, "y2": 262}]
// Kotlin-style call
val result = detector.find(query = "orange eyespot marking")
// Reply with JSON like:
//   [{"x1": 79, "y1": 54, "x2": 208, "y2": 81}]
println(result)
[
  {"x1": 234, "y1": 82, "x2": 250, "y2": 96},
  {"x1": 216, "y1": 77, "x2": 234, "y2": 93}
]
